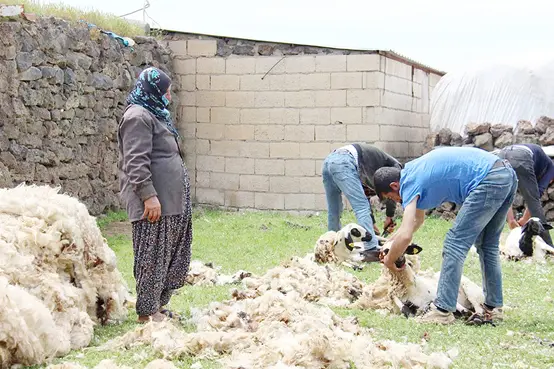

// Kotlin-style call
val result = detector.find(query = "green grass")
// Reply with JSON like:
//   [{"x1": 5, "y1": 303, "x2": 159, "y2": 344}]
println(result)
[
  {"x1": 0, "y1": 0, "x2": 144, "y2": 37},
  {"x1": 33, "y1": 208, "x2": 554, "y2": 368}
]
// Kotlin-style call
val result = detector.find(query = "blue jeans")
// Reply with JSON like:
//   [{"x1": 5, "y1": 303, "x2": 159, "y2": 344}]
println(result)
[
  {"x1": 435, "y1": 162, "x2": 518, "y2": 311},
  {"x1": 322, "y1": 150, "x2": 379, "y2": 250}
]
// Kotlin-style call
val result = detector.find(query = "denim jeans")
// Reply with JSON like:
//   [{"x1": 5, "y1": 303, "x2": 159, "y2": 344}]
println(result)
[
  {"x1": 435, "y1": 161, "x2": 518, "y2": 311},
  {"x1": 322, "y1": 150, "x2": 379, "y2": 250}
]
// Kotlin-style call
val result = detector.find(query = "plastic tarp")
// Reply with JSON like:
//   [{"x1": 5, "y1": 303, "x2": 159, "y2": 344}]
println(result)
[{"x1": 429, "y1": 60, "x2": 554, "y2": 136}]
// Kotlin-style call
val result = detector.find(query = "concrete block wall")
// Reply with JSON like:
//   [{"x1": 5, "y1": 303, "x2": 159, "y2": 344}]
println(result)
[{"x1": 167, "y1": 37, "x2": 442, "y2": 211}]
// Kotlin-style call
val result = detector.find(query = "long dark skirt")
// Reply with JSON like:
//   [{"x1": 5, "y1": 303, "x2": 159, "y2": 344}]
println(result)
[{"x1": 131, "y1": 165, "x2": 192, "y2": 316}]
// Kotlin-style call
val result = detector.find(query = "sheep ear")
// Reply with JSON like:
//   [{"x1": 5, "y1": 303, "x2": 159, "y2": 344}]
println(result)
[
  {"x1": 543, "y1": 223, "x2": 553, "y2": 230},
  {"x1": 405, "y1": 244, "x2": 423, "y2": 255},
  {"x1": 350, "y1": 227, "x2": 362, "y2": 237}
]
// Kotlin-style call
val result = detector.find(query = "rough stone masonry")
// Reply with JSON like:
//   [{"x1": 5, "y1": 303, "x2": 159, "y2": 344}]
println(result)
[{"x1": 0, "y1": 16, "x2": 178, "y2": 214}]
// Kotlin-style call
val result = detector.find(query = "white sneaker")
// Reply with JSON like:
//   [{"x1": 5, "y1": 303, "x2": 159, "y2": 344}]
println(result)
[{"x1": 415, "y1": 303, "x2": 455, "y2": 325}]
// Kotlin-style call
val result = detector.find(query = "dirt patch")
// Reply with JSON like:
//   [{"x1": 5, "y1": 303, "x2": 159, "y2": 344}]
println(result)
[{"x1": 102, "y1": 221, "x2": 132, "y2": 238}]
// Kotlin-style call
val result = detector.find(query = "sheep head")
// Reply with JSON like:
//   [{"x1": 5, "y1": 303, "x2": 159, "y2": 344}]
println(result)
[
  {"x1": 519, "y1": 217, "x2": 553, "y2": 256},
  {"x1": 313, "y1": 223, "x2": 372, "y2": 264}
]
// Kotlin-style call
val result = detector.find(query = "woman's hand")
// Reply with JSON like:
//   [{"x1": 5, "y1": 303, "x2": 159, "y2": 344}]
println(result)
[{"x1": 142, "y1": 196, "x2": 162, "y2": 223}]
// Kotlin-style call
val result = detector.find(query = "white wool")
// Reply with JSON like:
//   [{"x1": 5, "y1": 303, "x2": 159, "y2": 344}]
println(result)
[
  {"x1": 143, "y1": 359, "x2": 179, "y2": 369},
  {"x1": 99, "y1": 289, "x2": 453, "y2": 368},
  {"x1": 0, "y1": 184, "x2": 131, "y2": 367},
  {"x1": 185, "y1": 260, "x2": 251, "y2": 286}
]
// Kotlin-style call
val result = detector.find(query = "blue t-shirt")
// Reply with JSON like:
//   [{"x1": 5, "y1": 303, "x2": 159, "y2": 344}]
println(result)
[{"x1": 400, "y1": 147, "x2": 498, "y2": 210}]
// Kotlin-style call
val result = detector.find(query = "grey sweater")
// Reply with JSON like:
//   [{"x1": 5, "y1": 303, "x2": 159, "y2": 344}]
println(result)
[
  {"x1": 352, "y1": 143, "x2": 402, "y2": 218},
  {"x1": 117, "y1": 104, "x2": 185, "y2": 222}
]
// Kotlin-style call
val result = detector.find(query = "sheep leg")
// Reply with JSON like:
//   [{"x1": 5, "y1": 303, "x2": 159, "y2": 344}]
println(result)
[
  {"x1": 341, "y1": 261, "x2": 364, "y2": 271},
  {"x1": 392, "y1": 295, "x2": 410, "y2": 317}
]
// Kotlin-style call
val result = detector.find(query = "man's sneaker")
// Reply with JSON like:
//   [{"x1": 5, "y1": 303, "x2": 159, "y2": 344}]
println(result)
[
  {"x1": 465, "y1": 305, "x2": 503, "y2": 326},
  {"x1": 415, "y1": 303, "x2": 455, "y2": 325},
  {"x1": 483, "y1": 304, "x2": 504, "y2": 321}
]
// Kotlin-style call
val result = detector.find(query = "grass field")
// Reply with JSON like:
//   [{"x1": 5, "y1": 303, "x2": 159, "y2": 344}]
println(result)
[{"x1": 34, "y1": 208, "x2": 554, "y2": 369}]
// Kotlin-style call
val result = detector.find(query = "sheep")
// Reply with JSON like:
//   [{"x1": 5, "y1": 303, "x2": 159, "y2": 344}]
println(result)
[
  {"x1": 353, "y1": 240, "x2": 485, "y2": 320},
  {"x1": 500, "y1": 217, "x2": 554, "y2": 263},
  {"x1": 0, "y1": 184, "x2": 131, "y2": 367}
]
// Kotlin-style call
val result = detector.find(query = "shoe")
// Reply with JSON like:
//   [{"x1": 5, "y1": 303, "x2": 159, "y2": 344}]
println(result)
[
  {"x1": 415, "y1": 303, "x2": 455, "y2": 325},
  {"x1": 483, "y1": 304, "x2": 503, "y2": 322}
]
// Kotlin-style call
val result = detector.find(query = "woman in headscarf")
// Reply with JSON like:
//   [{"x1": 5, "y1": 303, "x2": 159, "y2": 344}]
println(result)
[{"x1": 117, "y1": 67, "x2": 192, "y2": 323}]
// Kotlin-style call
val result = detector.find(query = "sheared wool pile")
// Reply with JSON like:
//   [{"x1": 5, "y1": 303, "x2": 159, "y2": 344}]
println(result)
[
  {"x1": 98, "y1": 289, "x2": 456, "y2": 368},
  {"x1": 185, "y1": 260, "x2": 252, "y2": 286},
  {"x1": 236, "y1": 253, "x2": 365, "y2": 307},
  {"x1": 0, "y1": 184, "x2": 132, "y2": 368},
  {"x1": 46, "y1": 358, "x2": 178, "y2": 369}
]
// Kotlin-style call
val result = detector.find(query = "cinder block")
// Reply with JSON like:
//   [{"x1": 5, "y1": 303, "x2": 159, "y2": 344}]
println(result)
[
  {"x1": 239, "y1": 142, "x2": 270, "y2": 158},
  {"x1": 315, "y1": 125, "x2": 346, "y2": 141},
  {"x1": 211, "y1": 107, "x2": 240, "y2": 124},
  {"x1": 406, "y1": 127, "x2": 428, "y2": 143},
  {"x1": 408, "y1": 142, "x2": 425, "y2": 157},
  {"x1": 226, "y1": 57, "x2": 257, "y2": 74},
  {"x1": 298, "y1": 73, "x2": 331, "y2": 90},
  {"x1": 374, "y1": 141, "x2": 409, "y2": 158},
  {"x1": 270, "y1": 176, "x2": 300, "y2": 193},
  {"x1": 385, "y1": 75, "x2": 413, "y2": 96},
  {"x1": 255, "y1": 193, "x2": 285, "y2": 210},
  {"x1": 315, "y1": 55, "x2": 347, "y2": 72},
  {"x1": 381, "y1": 91, "x2": 413, "y2": 111},
  {"x1": 225, "y1": 190, "x2": 255, "y2": 208},
  {"x1": 363, "y1": 107, "x2": 381, "y2": 124},
  {"x1": 180, "y1": 106, "x2": 196, "y2": 123},
  {"x1": 285, "y1": 56, "x2": 316, "y2": 73},
  {"x1": 210, "y1": 140, "x2": 241, "y2": 156},
  {"x1": 197, "y1": 58, "x2": 225, "y2": 74},
  {"x1": 254, "y1": 125, "x2": 285, "y2": 141},
  {"x1": 300, "y1": 108, "x2": 330, "y2": 125},
  {"x1": 285, "y1": 194, "x2": 316, "y2": 210},
  {"x1": 255, "y1": 92, "x2": 285, "y2": 107},
  {"x1": 196, "y1": 188, "x2": 224, "y2": 205},
  {"x1": 299, "y1": 143, "x2": 331, "y2": 159},
  {"x1": 284, "y1": 125, "x2": 314, "y2": 142},
  {"x1": 197, "y1": 91, "x2": 225, "y2": 107},
  {"x1": 196, "y1": 139, "x2": 210, "y2": 155},
  {"x1": 240, "y1": 175, "x2": 269, "y2": 191},
  {"x1": 210, "y1": 172, "x2": 240, "y2": 190},
  {"x1": 285, "y1": 160, "x2": 315, "y2": 176},
  {"x1": 225, "y1": 125, "x2": 255, "y2": 140},
  {"x1": 266, "y1": 74, "x2": 287, "y2": 90},
  {"x1": 413, "y1": 69, "x2": 428, "y2": 85},
  {"x1": 347, "y1": 54, "x2": 380, "y2": 72},
  {"x1": 315, "y1": 159, "x2": 324, "y2": 175},
  {"x1": 173, "y1": 58, "x2": 196, "y2": 75},
  {"x1": 380, "y1": 125, "x2": 407, "y2": 142},
  {"x1": 196, "y1": 107, "x2": 210, "y2": 123},
  {"x1": 256, "y1": 57, "x2": 287, "y2": 74},
  {"x1": 314, "y1": 194, "x2": 327, "y2": 210},
  {"x1": 196, "y1": 155, "x2": 225, "y2": 172},
  {"x1": 179, "y1": 122, "x2": 196, "y2": 138},
  {"x1": 347, "y1": 124, "x2": 380, "y2": 142},
  {"x1": 196, "y1": 75, "x2": 210, "y2": 90},
  {"x1": 270, "y1": 142, "x2": 300, "y2": 158},
  {"x1": 255, "y1": 159, "x2": 285, "y2": 175},
  {"x1": 331, "y1": 72, "x2": 363, "y2": 89},
  {"x1": 364, "y1": 71, "x2": 385, "y2": 89},
  {"x1": 241, "y1": 109, "x2": 271, "y2": 124},
  {"x1": 299, "y1": 177, "x2": 325, "y2": 194},
  {"x1": 347, "y1": 89, "x2": 380, "y2": 107},
  {"x1": 180, "y1": 75, "x2": 196, "y2": 91},
  {"x1": 315, "y1": 90, "x2": 346, "y2": 107},
  {"x1": 285, "y1": 91, "x2": 316, "y2": 108},
  {"x1": 226, "y1": 157, "x2": 255, "y2": 174},
  {"x1": 240, "y1": 75, "x2": 270, "y2": 90},
  {"x1": 167, "y1": 40, "x2": 187, "y2": 57},
  {"x1": 196, "y1": 171, "x2": 210, "y2": 187},
  {"x1": 196, "y1": 123, "x2": 223, "y2": 140},
  {"x1": 430, "y1": 73, "x2": 442, "y2": 87},
  {"x1": 384, "y1": 58, "x2": 412, "y2": 80},
  {"x1": 331, "y1": 107, "x2": 362, "y2": 124},
  {"x1": 178, "y1": 91, "x2": 196, "y2": 106},
  {"x1": 412, "y1": 82, "x2": 423, "y2": 99},
  {"x1": 211, "y1": 75, "x2": 240, "y2": 90},
  {"x1": 270, "y1": 108, "x2": 300, "y2": 124},
  {"x1": 226, "y1": 92, "x2": 257, "y2": 107},
  {"x1": 187, "y1": 39, "x2": 217, "y2": 56}
]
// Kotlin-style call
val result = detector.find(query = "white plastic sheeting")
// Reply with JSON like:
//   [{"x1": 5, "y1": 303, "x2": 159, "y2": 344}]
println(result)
[{"x1": 430, "y1": 60, "x2": 554, "y2": 136}]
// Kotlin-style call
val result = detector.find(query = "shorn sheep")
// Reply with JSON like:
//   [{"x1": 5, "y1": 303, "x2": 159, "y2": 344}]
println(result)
[
  {"x1": 0, "y1": 184, "x2": 132, "y2": 368},
  {"x1": 500, "y1": 217, "x2": 554, "y2": 263}
]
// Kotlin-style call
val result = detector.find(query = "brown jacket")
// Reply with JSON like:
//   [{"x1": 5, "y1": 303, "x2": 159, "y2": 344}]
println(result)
[{"x1": 117, "y1": 104, "x2": 184, "y2": 222}]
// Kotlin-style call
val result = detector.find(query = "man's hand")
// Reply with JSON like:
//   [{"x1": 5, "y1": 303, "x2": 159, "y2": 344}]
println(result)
[
  {"x1": 373, "y1": 223, "x2": 381, "y2": 235},
  {"x1": 379, "y1": 241, "x2": 405, "y2": 272},
  {"x1": 142, "y1": 196, "x2": 161, "y2": 223},
  {"x1": 383, "y1": 217, "x2": 396, "y2": 233}
]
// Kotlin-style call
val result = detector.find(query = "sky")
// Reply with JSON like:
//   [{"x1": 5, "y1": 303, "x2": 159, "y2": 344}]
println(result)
[{"x1": 41, "y1": 0, "x2": 554, "y2": 73}]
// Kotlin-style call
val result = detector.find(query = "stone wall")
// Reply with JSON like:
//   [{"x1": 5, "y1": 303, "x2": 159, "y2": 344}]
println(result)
[
  {"x1": 164, "y1": 33, "x2": 443, "y2": 211},
  {"x1": 0, "y1": 16, "x2": 177, "y2": 215},
  {"x1": 423, "y1": 116, "x2": 554, "y2": 220}
]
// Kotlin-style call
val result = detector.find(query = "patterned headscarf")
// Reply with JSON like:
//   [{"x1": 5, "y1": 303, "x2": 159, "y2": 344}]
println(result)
[{"x1": 126, "y1": 67, "x2": 179, "y2": 138}]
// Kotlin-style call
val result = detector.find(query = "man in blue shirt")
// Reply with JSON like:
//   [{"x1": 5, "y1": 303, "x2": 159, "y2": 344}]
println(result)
[
  {"x1": 493, "y1": 144, "x2": 554, "y2": 245},
  {"x1": 373, "y1": 147, "x2": 518, "y2": 324}
]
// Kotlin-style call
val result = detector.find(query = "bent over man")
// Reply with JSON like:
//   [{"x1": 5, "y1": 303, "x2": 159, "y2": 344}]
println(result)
[
  {"x1": 322, "y1": 143, "x2": 402, "y2": 251},
  {"x1": 373, "y1": 147, "x2": 518, "y2": 324}
]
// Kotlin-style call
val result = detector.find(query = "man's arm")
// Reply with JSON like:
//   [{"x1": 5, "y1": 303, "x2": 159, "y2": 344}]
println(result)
[{"x1": 383, "y1": 197, "x2": 423, "y2": 271}]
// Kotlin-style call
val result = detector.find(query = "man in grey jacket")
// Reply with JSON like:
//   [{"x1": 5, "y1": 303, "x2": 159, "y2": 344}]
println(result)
[{"x1": 322, "y1": 143, "x2": 402, "y2": 251}]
